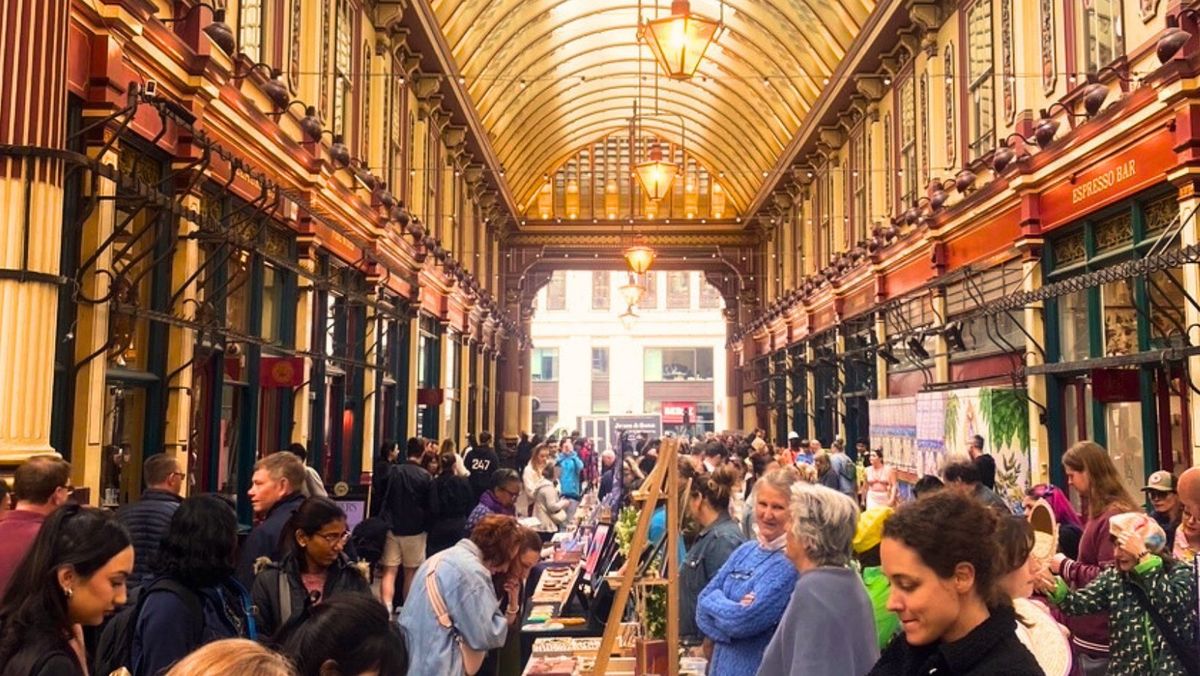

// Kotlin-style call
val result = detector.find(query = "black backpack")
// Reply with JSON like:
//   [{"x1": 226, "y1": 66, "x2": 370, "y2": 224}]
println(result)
[
  {"x1": 352, "y1": 469, "x2": 394, "y2": 566},
  {"x1": 93, "y1": 577, "x2": 203, "y2": 676}
]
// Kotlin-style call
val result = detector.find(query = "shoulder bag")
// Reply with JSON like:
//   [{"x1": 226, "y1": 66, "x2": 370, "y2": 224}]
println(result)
[{"x1": 425, "y1": 554, "x2": 487, "y2": 675}]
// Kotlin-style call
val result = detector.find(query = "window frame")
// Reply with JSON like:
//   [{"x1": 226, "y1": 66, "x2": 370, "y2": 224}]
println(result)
[{"x1": 965, "y1": 0, "x2": 996, "y2": 161}]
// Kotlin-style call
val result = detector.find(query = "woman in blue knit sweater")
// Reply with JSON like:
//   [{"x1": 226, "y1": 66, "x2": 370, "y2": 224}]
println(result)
[{"x1": 697, "y1": 468, "x2": 800, "y2": 674}]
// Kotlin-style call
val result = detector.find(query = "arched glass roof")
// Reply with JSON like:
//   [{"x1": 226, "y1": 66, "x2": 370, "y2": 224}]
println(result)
[{"x1": 430, "y1": 0, "x2": 875, "y2": 219}]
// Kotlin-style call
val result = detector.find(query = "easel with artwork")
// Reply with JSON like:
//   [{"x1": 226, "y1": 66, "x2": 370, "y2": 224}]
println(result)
[{"x1": 591, "y1": 436, "x2": 682, "y2": 675}]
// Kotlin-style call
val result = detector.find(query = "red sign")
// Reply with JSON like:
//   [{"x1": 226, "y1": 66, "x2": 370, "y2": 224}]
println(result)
[
  {"x1": 662, "y1": 401, "x2": 696, "y2": 425},
  {"x1": 262, "y1": 357, "x2": 304, "y2": 388},
  {"x1": 1039, "y1": 130, "x2": 1176, "y2": 232},
  {"x1": 417, "y1": 388, "x2": 444, "y2": 406}
]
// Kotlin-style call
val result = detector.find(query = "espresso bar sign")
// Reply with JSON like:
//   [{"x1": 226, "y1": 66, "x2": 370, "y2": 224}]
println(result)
[{"x1": 1071, "y1": 158, "x2": 1137, "y2": 204}]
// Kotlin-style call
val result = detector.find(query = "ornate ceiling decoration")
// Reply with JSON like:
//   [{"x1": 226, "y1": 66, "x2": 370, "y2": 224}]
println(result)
[{"x1": 429, "y1": 0, "x2": 875, "y2": 224}]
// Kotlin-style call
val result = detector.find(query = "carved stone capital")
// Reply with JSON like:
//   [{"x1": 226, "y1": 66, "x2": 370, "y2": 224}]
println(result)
[{"x1": 854, "y1": 74, "x2": 887, "y2": 102}]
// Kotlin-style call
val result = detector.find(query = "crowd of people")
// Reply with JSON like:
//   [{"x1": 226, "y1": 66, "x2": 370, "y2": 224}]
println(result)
[{"x1": 0, "y1": 426, "x2": 1197, "y2": 676}]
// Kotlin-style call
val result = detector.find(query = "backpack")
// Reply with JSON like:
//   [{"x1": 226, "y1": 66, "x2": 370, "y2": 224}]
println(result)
[
  {"x1": 352, "y1": 468, "x2": 394, "y2": 566},
  {"x1": 93, "y1": 577, "x2": 203, "y2": 676}
]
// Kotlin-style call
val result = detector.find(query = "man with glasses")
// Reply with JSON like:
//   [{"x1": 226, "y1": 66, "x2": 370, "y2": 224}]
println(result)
[
  {"x1": 117, "y1": 453, "x2": 186, "y2": 590},
  {"x1": 0, "y1": 455, "x2": 72, "y2": 594}
]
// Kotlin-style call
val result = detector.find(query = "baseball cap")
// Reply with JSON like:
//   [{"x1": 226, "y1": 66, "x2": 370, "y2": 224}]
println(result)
[
  {"x1": 787, "y1": 431, "x2": 800, "y2": 440},
  {"x1": 1142, "y1": 470, "x2": 1176, "y2": 493}
]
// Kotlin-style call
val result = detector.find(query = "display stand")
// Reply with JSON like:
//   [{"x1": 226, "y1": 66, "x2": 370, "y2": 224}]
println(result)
[{"x1": 592, "y1": 437, "x2": 681, "y2": 676}]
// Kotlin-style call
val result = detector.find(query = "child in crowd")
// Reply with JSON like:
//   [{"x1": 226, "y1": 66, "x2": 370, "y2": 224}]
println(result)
[{"x1": 1047, "y1": 513, "x2": 1198, "y2": 676}]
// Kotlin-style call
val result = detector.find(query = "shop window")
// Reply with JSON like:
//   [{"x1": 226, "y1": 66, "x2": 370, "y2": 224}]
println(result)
[
  {"x1": 666, "y1": 271, "x2": 690, "y2": 309},
  {"x1": 592, "y1": 347, "x2": 609, "y2": 379},
  {"x1": 815, "y1": 165, "x2": 831, "y2": 266},
  {"x1": 850, "y1": 124, "x2": 868, "y2": 243},
  {"x1": 546, "y1": 271, "x2": 566, "y2": 310},
  {"x1": 883, "y1": 113, "x2": 893, "y2": 213},
  {"x1": 1053, "y1": 230, "x2": 1087, "y2": 269},
  {"x1": 444, "y1": 332, "x2": 460, "y2": 439},
  {"x1": 1094, "y1": 211, "x2": 1133, "y2": 255},
  {"x1": 531, "y1": 348, "x2": 559, "y2": 381},
  {"x1": 592, "y1": 271, "x2": 610, "y2": 310},
  {"x1": 1057, "y1": 288, "x2": 1091, "y2": 362},
  {"x1": 699, "y1": 279, "x2": 723, "y2": 309},
  {"x1": 261, "y1": 265, "x2": 285, "y2": 345},
  {"x1": 592, "y1": 399, "x2": 610, "y2": 414},
  {"x1": 644, "y1": 347, "x2": 713, "y2": 381},
  {"x1": 1143, "y1": 194, "x2": 1176, "y2": 236},
  {"x1": 1148, "y1": 268, "x2": 1187, "y2": 347},
  {"x1": 1105, "y1": 401, "x2": 1145, "y2": 499},
  {"x1": 1101, "y1": 279, "x2": 1137, "y2": 357},
  {"x1": 1080, "y1": 0, "x2": 1124, "y2": 74},
  {"x1": 967, "y1": 0, "x2": 995, "y2": 160}
]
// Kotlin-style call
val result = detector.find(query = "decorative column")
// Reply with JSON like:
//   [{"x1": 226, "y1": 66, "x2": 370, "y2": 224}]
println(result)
[
  {"x1": 160, "y1": 172, "x2": 202, "y2": 492},
  {"x1": 1175, "y1": 175, "x2": 1200, "y2": 469},
  {"x1": 0, "y1": 0, "x2": 71, "y2": 462},
  {"x1": 292, "y1": 242, "x2": 318, "y2": 449},
  {"x1": 438, "y1": 322, "x2": 452, "y2": 442},
  {"x1": 472, "y1": 339, "x2": 485, "y2": 435},
  {"x1": 930, "y1": 289, "x2": 950, "y2": 383},
  {"x1": 404, "y1": 312, "x2": 421, "y2": 439},
  {"x1": 500, "y1": 324, "x2": 521, "y2": 439},
  {"x1": 68, "y1": 129, "x2": 118, "y2": 499},
  {"x1": 834, "y1": 329, "x2": 848, "y2": 442},
  {"x1": 457, "y1": 331, "x2": 471, "y2": 441},
  {"x1": 1020, "y1": 247, "x2": 1050, "y2": 484},
  {"x1": 360, "y1": 283, "x2": 380, "y2": 478},
  {"x1": 517, "y1": 308, "x2": 533, "y2": 434},
  {"x1": 874, "y1": 313, "x2": 889, "y2": 399}
]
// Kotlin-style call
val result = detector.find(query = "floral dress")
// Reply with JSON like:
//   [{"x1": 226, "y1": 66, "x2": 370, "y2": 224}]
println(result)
[{"x1": 1051, "y1": 556, "x2": 1197, "y2": 676}]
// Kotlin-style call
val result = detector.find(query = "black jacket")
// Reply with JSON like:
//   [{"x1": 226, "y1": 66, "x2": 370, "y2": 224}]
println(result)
[
  {"x1": 0, "y1": 637, "x2": 81, "y2": 676},
  {"x1": 427, "y1": 473, "x2": 476, "y2": 555},
  {"x1": 867, "y1": 606, "x2": 1044, "y2": 676},
  {"x1": 250, "y1": 553, "x2": 370, "y2": 638},
  {"x1": 116, "y1": 489, "x2": 183, "y2": 589},
  {"x1": 236, "y1": 492, "x2": 305, "y2": 587},
  {"x1": 384, "y1": 461, "x2": 433, "y2": 536},
  {"x1": 464, "y1": 446, "x2": 499, "y2": 500}
]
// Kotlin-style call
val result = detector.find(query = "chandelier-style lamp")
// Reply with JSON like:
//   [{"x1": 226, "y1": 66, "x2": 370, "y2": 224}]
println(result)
[
  {"x1": 635, "y1": 142, "x2": 678, "y2": 202},
  {"x1": 619, "y1": 305, "x2": 639, "y2": 331},
  {"x1": 618, "y1": 274, "x2": 646, "y2": 307},
  {"x1": 623, "y1": 234, "x2": 657, "y2": 274},
  {"x1": 639, "y1": 0, "x2": 722, "y2": 80}
]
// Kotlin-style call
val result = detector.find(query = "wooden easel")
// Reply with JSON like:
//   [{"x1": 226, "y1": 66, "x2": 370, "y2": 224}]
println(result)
[{"x1": 592, "y1": 437, "x2": 681, "y2": 675}]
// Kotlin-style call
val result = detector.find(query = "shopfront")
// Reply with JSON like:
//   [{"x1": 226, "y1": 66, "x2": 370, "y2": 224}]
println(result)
[{"x1": 1043, "y1": 187, "x2": 1190, "y2": 496}]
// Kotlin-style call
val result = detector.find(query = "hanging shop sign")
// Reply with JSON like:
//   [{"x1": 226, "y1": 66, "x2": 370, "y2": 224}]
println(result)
[
  {"x1": 1039, "y1": 131, "x2": 1175, "y2": 232},
  {"x1": 261, "y1": 356, "x2": 305, "y2": 388}
]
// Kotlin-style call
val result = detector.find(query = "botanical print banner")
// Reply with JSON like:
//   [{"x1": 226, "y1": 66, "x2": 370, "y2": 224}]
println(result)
[{"x1": 876, "y1": 387, "x2": 1032, "y2": 509}]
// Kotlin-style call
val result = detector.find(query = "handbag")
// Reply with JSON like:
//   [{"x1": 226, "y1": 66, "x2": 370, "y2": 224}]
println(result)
[
  {"x1": 1129, "y1": 575, "x2": 1200, "y2": 676},
  {"x1": 351, "y1": 468, "x2": 394, "y2": 565},
  {"x1": 425, "y1": 555, "x2": 487, "y2": 675}
]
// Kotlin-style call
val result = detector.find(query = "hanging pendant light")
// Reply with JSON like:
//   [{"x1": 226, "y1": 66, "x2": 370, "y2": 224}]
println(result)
[
  {"x1": 635, "y1": 142, "x2": 677, "y2": 202},
  {"x1": 618, "y1": 274, "x2": 646, "y2": 307},
  {"x1": 623, "y1": 234, "x2": 657, "y2": 274},
  {"x1": 619, "y1": 305, "x2": 639, "y2": 330},
  {"x1": 640, "y1": 0, "x2": 722, "y2": 80}
]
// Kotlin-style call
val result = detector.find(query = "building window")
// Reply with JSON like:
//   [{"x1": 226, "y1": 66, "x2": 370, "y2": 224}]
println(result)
[
  {"x1": 898, "y1": 75, "x2": 918, "y2": 208},
  {"x1": 531, "y1": 348, "x2": 559, "y2": 381},
  {"x1": 644, "y1": 347, "x2": 714, "y2": 381},
  {"x1": 699, "y1": 278, "x2": 723, "y2": 309},
  {"x1": 592, "y1": 347, "x2": 609, "y2": 379},
  {"x1": 639, "y1": 271, "x2": 658, "y2": 310},
  {"x1": 1081, "y1": 0, "x2": 1123, "y2": 74},
  {"x1": 850, "y1": 124, "x2": 868, "y2": 243},
  {"x1": 361, "y1": 42, "x2": 371, "y2": 159},
  {"x1": 288, "y1": 0, "x2": 302, "y2": 91},
  {"x1": 239, "y1": 0, "x2": 264, "y2": 64},
  {"x1": 546, "y1": 271, "x2": 566, "y2": 310},
  {"x1": 333, "y1": 0, "x2": 352, "y2": 138},
  {"x1": 883, "y1": 113, "x2": 893, "y2": 213},
  {"x1": 666, "y1": 271, "x2": 690, "y2": 309},
  {"x1": 591, "y1": 271, "x2": 610, "y2": 310},
  {"x1": 967, "y1": 0, "x2": 995, "y2": 160}
]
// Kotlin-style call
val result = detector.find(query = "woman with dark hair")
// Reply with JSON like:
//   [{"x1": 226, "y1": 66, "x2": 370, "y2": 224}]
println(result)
[
  {"x1": 370, "y1": 440, "x2": 399, "y2": 518},
  {"x1": 0, "y1": 505, "x2": 132, "y2": 676},
  {"x1": 427, "y1": 451, "x2": 476, "y2": 556},
  {"x1": 1047, "y1": 441, "x2": 1139, "y2": 674},
  {"x1": 279, "y1": 593, "x2": 406, "y2": 676},
  {"x1": 994, "y1": 515, "x2": 1071, "y2": 676},
  {"x1": 252, "y1": 497, "x2": 370, "y2": 638},
  {"x1": 867, "y1": 490, "x2": 1041, "y2": 675},
  {"x1": 132, "y1": 495, "x2": 255, "y2": 676},
  {"x1": 682, "y1": 465, "x2": 745, "y2": 643},
  {"x1": 399, "y1": 515, "x2": 524, "y2": 675}
]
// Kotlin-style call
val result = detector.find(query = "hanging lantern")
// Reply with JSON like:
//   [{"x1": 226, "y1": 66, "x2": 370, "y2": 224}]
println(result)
[
  {"x1": 639, "y1": 0, "x2": 721, "y2": 80},
  {"x1": 619, "y1": 306, "x2": 639, "y2": 331},
  {"x1": 635, "y1": 142, "x2": 677, "y2": 202},
  {"x1": 623, "y1": 234, "x2": 657, "y2": 274},
  {"x1": 618, "y1": 275, "x2": 645, "y2": 306}
]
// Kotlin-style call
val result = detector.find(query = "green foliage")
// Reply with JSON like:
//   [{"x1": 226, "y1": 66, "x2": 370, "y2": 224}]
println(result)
[
  {"x1": 616, "y1": 506, "x2": 640, "y2": 557},
  {"x1": 943, "y1": 393, "x2": 960, "y2": 449},
  {"x1": 980, "y1": 388, "x2": 1030, "y2": 451}
]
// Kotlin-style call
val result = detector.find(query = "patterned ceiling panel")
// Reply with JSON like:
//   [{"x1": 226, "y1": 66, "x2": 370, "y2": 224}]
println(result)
[{"x1": 429, "y1": 0, "x2": 875, "y2": 220}]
